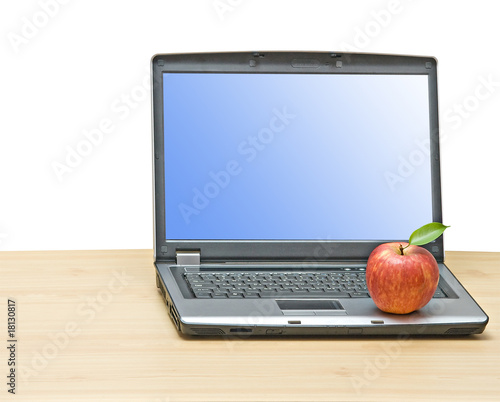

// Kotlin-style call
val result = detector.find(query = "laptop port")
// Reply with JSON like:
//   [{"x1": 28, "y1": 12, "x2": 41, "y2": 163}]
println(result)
[{"x1": 229, "y1": 328, "x2": 252, "y2": 333}]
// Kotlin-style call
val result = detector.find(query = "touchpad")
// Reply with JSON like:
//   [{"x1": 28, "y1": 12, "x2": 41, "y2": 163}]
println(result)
[{"x1": 276, "y1": 299, "x2": 345, "y2": 315}]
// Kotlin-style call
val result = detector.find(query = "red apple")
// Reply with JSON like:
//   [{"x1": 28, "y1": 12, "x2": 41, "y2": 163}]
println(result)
[{"x1": 366, "y1": 242, "x2": 439, "y2": 314}]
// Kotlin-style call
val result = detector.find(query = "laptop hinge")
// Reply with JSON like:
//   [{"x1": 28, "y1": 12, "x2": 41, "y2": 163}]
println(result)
[{"x1": 176, "y1": 250, "x2": 201, "y2": 266}]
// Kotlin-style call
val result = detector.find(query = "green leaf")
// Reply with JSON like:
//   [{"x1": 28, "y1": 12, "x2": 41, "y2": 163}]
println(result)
[{"x1": 409, "y1": 222, "x2": 450, "y2": 246}]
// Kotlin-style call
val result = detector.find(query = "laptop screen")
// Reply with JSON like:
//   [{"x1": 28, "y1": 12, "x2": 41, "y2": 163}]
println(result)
[{"x1": 163, "y1": 72, "x2": 432, "y2": 241}]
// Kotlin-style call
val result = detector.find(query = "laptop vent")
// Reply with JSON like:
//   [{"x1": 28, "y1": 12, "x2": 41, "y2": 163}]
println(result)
[
  {"x1": 444, "y1": 327, "x2": 479, "y2": 335},
  {"x1": 169, "y1": 304, "x2": 180, "y2": 331},
  {"x1": 191, "y1": 328, "x2": 226, "y2": 336}
]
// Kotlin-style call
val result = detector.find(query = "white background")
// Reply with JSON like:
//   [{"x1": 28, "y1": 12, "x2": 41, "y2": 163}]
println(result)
[{"x1": 1, "y1": 0, "x2": 499, "y2": 252}]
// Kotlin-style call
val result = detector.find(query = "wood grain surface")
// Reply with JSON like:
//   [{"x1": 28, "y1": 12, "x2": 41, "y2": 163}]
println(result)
[{"x1": 0, "y1": 250, "x2": 498, "y2": 401}]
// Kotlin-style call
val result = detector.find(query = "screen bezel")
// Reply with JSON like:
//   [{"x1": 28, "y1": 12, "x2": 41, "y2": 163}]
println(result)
[{"x1": 151, "y1": 52, "x2": 443, "y2": 263}]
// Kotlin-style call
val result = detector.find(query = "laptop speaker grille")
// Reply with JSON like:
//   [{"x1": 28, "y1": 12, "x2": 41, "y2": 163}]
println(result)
[
  {"x1": 191, "y1": 328, "x2": 226, "y2": 336},
  {"x1": 444, "y1": 327, "x2": 479, "y2": 335}
]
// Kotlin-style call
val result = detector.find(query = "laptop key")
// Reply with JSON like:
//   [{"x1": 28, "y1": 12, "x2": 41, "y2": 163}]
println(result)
[
  {"x1": 290, "y1": 291, "x2": 350, "y2": 298},
  {"x1": 192, "y1": 287, "x2": 216, "y2": 293},
  {"x1": 307, "y1": 290, "x2": 326, "y2": 295},
  {"x1": 259, "y1": 290, "x2": 278, "y2": 297},
  {"x1": 349, "y1": 291, "x2": 370, "y2": 298},
  {"x1": 262, "y1": 290, "x2": 293, "y2": 297},
  {"x1": 243, "y1": 292, "x2": 260, "y2": 298},
  {"x1": 191, "y1": 283, "x2": 217, "y2": 289},
  {"x1": 212, "y1": 293, "x2": 228, "y2": 299},
  {"x1": 194, "y1": 292, "x2": 212, "y2": 298},
  {"x1": 289, "y1": 291, "x2": 314, "y2": 296}
]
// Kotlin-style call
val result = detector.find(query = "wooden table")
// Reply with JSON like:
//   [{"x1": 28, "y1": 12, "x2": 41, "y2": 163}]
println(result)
[{"x1": 1, "y1": 250, "x2": 498, "y2": 401}]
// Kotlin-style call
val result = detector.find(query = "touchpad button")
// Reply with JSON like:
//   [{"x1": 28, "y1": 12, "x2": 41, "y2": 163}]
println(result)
[{"x1": 277, "y1": 299, "x2": 344, "y2": 311}]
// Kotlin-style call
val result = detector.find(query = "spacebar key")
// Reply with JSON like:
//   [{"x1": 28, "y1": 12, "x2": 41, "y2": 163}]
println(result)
[
  {"x1": 293, "y1": 291, "x2": 351, "y2": 298},
  {"x1": 260, "y1": 290, "x2": 292, "y2": 298},
  {"x1": 259, "y1": 291, "x2": 351, "y2": 298}
]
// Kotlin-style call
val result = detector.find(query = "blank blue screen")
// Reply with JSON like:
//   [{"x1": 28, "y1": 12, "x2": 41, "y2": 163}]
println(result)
[{"x1": 163, "y1": 73, "x2": 432, "y2": 240}]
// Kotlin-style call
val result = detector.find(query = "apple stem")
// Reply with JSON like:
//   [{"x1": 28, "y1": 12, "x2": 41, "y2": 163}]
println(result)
[{"x1": 399, "y1": 243, "x2": 410, "y2": 255}]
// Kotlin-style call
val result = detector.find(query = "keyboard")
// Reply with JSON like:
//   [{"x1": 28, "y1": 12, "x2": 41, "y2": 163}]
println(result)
[{"x1": 183, "y1": 270, "x2": 449, "y2": 299}]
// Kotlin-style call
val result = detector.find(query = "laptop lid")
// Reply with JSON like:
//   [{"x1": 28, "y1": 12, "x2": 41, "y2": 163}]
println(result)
[{"x1": 152, "y1": 52, "x2": 443, "y2": 263}]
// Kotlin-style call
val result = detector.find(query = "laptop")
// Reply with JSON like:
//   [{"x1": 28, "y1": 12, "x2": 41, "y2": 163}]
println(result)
[{"x1": 151, "y1": 51, "x2": 489, "y2": 336}]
